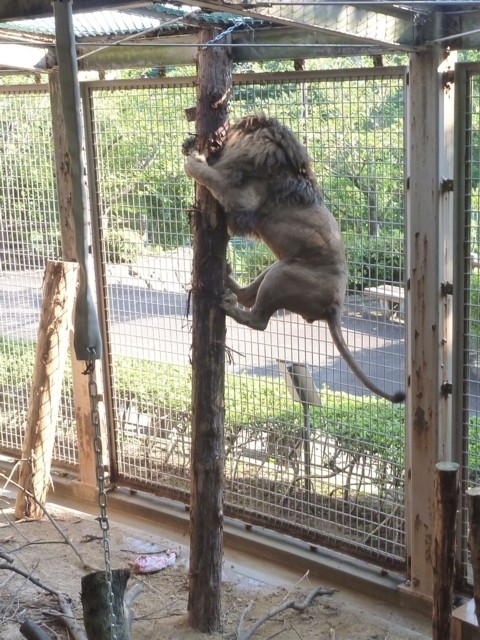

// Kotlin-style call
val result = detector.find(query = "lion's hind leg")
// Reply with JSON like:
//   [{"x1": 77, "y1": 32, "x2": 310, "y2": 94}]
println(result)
[
  {"x1": 226, "y1": 264, "x2": 273, "y2": 308},
  {"x1": 221, "y1": 262, "x2": 293, "y2": 331},
  {"x1": 221, "y1": 289, "x2": 273, "y2": 331}
]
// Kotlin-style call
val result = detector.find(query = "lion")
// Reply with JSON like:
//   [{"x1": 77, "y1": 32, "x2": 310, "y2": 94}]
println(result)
[{"x1": 183, "y1": 114, "x2": 405, "y2": 403}]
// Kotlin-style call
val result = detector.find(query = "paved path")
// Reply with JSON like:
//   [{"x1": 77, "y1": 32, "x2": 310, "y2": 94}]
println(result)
[{"x1": 0, "y1": 257, "x2": 406, "y2": 399}]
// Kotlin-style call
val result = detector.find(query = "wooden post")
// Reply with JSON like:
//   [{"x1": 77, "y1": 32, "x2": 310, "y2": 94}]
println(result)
[
  {"x1": 467, "y1": 488, "x2": 480, "y2": 623},
  {"x1": 14, "y1": 260, "x2": 78, "y2": 519},
  {"x1": 433, "y1": 462, "x2": 459, "y2": 640},
  {"x1": 81, "y1": 569, "x2": 131, "y2": 640},
  {"x1": 187, "y1": 29, "x2": 232, "y2": 633},
  {"x1": 49, "y1": 61, "x2": 109, "y2": 488},
  {"x1": 405, "y1": 48, "x2": 456, "y2": 600}
]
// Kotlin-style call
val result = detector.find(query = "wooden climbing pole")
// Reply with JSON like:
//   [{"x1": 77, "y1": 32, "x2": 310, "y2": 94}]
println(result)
[{"x1": 187, "y1": 28, "x2": 232, "y2": 633}]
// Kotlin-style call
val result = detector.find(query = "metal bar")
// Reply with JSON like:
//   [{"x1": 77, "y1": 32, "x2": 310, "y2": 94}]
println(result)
[
  {"x1": 81, "y1": 81, "x2": 119, "y2": 484},
  {"x1": 79, "y1": 65, "x2": 406, "y2": 93},
  {"x1": 437, "y1": 51, "x2": 456, "y2": 462},
  {"x1": 177, "y1": 0, "x2": 415, "y2": 47}
]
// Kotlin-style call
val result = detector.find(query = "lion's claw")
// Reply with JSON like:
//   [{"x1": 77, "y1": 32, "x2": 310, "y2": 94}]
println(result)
[
  {"x1": 181, "y1": 135, "x2": 198, "y2": 156},
  {"x1": 221, "y1": 289, "x2": 238, "y2": 312}
]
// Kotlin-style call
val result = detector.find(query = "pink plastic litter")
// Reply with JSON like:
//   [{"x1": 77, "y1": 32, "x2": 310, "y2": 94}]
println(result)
[{"x1": 128, "y1": 552, "x2": 176, "y2": 574}]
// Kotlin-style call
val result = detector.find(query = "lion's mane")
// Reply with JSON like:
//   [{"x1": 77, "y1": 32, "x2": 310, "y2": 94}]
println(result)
[{"x1": 223, "y1": 114, "x2": 323, "y2": 208}]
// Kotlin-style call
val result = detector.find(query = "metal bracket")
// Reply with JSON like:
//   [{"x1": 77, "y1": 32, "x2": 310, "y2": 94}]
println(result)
[
  {"x1": 442, "y1": 70, "x2": 454, "y2": 89},
  {"x1": 440, "y1": 381, "x2": 453, "y2": 397},
  {"x1": 441, "y1": 281, "x2": 453, "y2": 296},
  {"x1": 441, "y1": 178, "x2": 454, "y2": 193}
]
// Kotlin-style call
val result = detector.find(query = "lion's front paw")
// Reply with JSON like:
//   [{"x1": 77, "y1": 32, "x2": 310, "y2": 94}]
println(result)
[
  {"x1": 221, "y1": 289, "x2": 238, "y2": 313},
  {"x1": 184, "y1": 152, "x2": 208, "y2": 179},
  {"x1": 181, "y1": 135, "x2": 198, "y2": 156}
]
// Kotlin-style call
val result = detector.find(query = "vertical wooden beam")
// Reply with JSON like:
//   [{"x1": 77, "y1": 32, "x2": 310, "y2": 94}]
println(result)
[
  {"x1": 187, "y1": 29, "x2": 231, "y2": 633},
  {"x1": 433, "y1": 462, "x2": 459, "y2": 640},
  {"x1": 405, "y1": 49, "x2": 456, "y2": 600},
  {"x1": 48, "y1": 71, "x2": 76, "y2": 259},
  {"x1": 49, "y1": 70, "x2": 109, "y2": 487}
]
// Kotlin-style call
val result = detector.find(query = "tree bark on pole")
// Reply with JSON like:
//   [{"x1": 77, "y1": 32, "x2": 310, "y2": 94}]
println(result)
[
  {"x1": 82, "y1": 569, "x2": 131, "y2": 640},
  {"x1": 187, "y1": 29, "x2": 232, "y2": 632},
  {"x1": 432, "y1": 461, "x2": 459, "y2": 640},
  {"x1": 467, "y1": 487, "x2": 480, "y2": 624},
  {"x1": 15, "y1": 260, "x2": 78, "y2": 519}
]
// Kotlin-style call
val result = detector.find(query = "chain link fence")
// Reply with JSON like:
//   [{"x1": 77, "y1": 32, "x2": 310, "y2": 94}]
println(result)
[
  {"x1": 456, "y1": 63, "x2": 480, "y2": 588},
  {"x1": 0, "y1": 68, "x2": 407, "y2": 567}
]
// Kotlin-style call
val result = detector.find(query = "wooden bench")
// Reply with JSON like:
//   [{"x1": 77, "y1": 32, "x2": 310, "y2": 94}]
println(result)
[{"x1": 364, "y1": 284, "x2": 405, "y2": 321}]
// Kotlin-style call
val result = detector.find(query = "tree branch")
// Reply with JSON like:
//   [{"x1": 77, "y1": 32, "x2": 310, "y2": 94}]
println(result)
[
  {"x1": 229, "y1": 586, "x2": 335, "y2": 640},
  {"x1": 0, "y1": 562, "x2": 88, "y2": 640},
  {"x1": 0, "y1": 472, "x2": 90, "y2": 569}
]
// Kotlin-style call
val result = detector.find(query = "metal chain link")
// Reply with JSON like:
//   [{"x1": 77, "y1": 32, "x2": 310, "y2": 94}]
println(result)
[
  {"x1": 85, "y1": 348, "x2": 117, "y2": 640},
  {"x1": 202, "y1": 20, "x2": 253, "y2": 48}
]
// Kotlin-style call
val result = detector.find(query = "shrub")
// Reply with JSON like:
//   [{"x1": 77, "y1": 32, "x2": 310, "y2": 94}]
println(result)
[
  {"x1": 104, "y1": 227, "x2": 144, "y2": 264},
  {"x1": 344, "y1": 233, "x2": 404, "y2": 291},
  {"x1": 469, "y1": 270, "x2": 480, "y2": 352},
  {"x1": 227, "y1": 239, "x2": 274, "y2": 285}
]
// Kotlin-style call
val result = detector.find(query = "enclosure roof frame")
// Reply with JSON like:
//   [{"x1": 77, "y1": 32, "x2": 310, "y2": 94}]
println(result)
[{"x1": 1, "y1": 1, "x2": 480, "y2": 73}]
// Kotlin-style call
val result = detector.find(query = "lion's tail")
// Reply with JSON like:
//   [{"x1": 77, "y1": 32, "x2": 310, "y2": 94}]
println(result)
[{"x1": 326, "y1": 309, "x2": 405, "y2": 404}]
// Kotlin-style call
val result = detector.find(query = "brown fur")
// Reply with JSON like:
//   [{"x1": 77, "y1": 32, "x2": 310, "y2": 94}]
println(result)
[{"x1": 184, "y1": 114, "x2": 404, "y2": 403}]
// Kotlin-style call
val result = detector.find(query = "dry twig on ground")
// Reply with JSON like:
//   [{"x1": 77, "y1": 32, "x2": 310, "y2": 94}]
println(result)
[
  {"x1": 0, "y1": 561, "x2": 88, "y2": 640},
  {"x1": 229, "y1": 585, "x2": 335, "y2": 640},
  {"x1": 0, "y1": 472, "x2": 90, "y2": 569}
]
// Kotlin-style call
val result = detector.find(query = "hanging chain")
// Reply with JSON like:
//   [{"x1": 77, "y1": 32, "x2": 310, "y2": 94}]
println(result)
[
  {"x1": 202, "y1": 20, "x2": 253, "y2": 48},
  {"x1": 85, "y1": 348, "x2": 117, "y2": 640}
]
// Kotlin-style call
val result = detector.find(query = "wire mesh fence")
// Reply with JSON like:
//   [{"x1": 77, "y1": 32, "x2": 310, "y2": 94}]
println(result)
[
  {"x1": 0, "y1": 68, "x2": 407, "y2": 567},
  {"x1": 0, "y1": 85, "x2": 77, "y2": 465},
  {"x1": 458, "y1": 65, "x2": 480, "y2": 586},
  {"x1": 83, "y1": 68, "x2": 407, "y2": 565}
]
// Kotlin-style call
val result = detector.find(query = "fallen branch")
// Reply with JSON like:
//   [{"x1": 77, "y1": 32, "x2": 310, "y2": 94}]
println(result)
[
  {"x1": 229, "y1": 586, "x2": 335, "y2": 640},
  {"x1": 124, "y1": 581, "x2": 145, "y2": 630},
  {"x1": 20, "y1": 619, "x2": 51, "y2": 640},
  {"x1": 0, "y1": 562, "x2": 87, "y2": 640},
  {"x1": 0, "y1": 472, "x2": 90, "y2": 569},
  {"x1": 0, "y1": 549, "x2": 15, "y2": 563}
]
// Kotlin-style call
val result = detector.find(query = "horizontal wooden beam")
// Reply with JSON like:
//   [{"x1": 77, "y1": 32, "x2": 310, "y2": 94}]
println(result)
[
  {"x1": 71, "y1": 27, "x2": 402, "y2": 71},
  {"x1": 0, "y1": 0, "x2": 146, "y2": 21},
  {"x1": 0, "y1": 42, "x2": 46, "y2": 71}
]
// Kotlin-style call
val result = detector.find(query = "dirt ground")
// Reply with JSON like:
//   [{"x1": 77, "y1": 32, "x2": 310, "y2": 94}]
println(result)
[{"x1": 0, "y1": 494, "x2": 430, "y2": 640}]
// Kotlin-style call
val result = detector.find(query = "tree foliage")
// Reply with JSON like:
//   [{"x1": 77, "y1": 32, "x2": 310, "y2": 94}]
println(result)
[{"x1": 0, "y1": 63, "x2": 407, "y2": 280}]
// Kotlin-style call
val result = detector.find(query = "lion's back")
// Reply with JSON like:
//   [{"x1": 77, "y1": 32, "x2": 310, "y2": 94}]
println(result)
[{"x1": 219, "y1": 114, "x2": 322, "y2": 208}]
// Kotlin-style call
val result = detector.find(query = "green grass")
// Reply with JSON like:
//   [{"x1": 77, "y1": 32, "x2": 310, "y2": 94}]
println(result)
[
  {"x1": 0, "y1": 337, "x2": 407, "y2": 475},
  {"x1": 0, "y1": 336, "x2": 36, "y2": 385}
]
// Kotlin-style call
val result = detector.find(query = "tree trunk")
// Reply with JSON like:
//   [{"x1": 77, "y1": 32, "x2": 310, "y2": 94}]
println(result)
[
  {"x1": 15, "y1": 260, "x2": 78, "y2": 519},
  {"x1": 81, "y1": 569, "x2": 131, "y2": 640},
  {"x1": 432, "y1": 461, "x2": 459, "y2": 640},
  {"x1": 187, "y1": 28, "x2": 232, "y2": 633}
]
